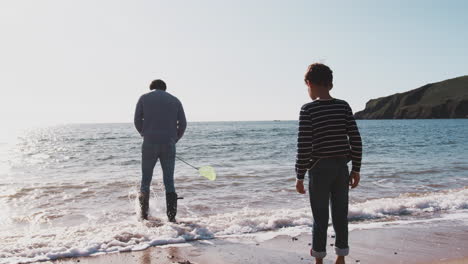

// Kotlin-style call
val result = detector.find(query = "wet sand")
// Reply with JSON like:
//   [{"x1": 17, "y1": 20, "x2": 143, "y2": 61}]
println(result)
[{"x1": 53, "y1": 219, "x2": 468, "y2": 264}]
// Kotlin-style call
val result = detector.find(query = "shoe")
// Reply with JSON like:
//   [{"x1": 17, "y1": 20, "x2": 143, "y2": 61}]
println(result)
[
  {"x1": 166, "y1": 192, "x2": 178, "y2": 222},
  {"x1": 139, "y1": 192, "x2": 150, "y2": 220}
]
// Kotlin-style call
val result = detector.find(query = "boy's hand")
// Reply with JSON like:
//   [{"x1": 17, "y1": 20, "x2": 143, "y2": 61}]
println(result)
[
  {"x1": 296, "y1": 180, "x2": 306, "y2": 194},
  {"x1": 349, "y1": 171, "x2": 360, "y2": 189}
]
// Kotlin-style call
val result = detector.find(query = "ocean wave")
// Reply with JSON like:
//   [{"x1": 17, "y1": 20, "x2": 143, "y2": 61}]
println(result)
[
  {"x1": 0, "y1": 219, "x2": 214, "y2": 264},
  {"x1": 397, "y1": 169, "x2": 443, "y2": 175},
  {"x1": 117, "y1": 159, "x2": 140, "y2": 166},
  {"x1": 1, "y1": 188, "x2": 467, "y2": 263},
  {"x1": 198, "y1": 188, "x2": 468, "y2": 235},
  {"x1": 348, "y1": 187, "x2": 468, "y2": 220}
]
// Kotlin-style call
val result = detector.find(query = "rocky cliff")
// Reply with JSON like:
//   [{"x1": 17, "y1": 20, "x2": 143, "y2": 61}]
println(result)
[{"x1": 354, "y1": 76, "x2": 468, "y2": 119}]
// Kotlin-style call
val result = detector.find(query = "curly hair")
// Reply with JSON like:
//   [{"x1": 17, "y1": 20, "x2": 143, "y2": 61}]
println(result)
[{"x1": 304, "y1": 63, "x2": 333, "y2": 88}]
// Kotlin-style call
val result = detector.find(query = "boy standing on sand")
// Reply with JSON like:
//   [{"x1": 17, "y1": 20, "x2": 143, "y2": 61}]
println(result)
[{"x1": 295, "y1": 63, "x2": 362, "y2": 264}]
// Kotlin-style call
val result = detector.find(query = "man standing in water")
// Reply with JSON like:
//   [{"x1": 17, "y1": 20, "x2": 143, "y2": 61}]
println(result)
[{"x1": 134, "y1": 79, "x2": 187, "y2": 222}]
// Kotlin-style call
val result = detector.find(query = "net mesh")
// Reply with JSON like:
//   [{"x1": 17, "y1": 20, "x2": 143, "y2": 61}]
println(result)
[{"x1": 198, "y1": 166, "x2": 216, "y2": 181}]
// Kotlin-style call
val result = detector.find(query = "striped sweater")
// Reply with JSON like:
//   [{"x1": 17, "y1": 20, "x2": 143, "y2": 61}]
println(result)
[{"x1": 295, "y1": 98, "x2": 362, "y2": 180}]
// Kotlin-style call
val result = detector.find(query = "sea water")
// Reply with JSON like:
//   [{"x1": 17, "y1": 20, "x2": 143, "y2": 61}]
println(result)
[{"x1": 0, "y1": 120, "x2": 467, "y2": 263}]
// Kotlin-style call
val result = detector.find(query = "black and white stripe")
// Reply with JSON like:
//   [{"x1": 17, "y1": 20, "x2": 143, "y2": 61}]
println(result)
[{"x1": 295, "y1": 99, "x2": 362, "y2": 180}]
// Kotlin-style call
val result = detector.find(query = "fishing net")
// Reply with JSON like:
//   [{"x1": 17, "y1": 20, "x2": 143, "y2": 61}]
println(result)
[{"x1": 198, "y1": 166, "x2": 216, "y2": 181}]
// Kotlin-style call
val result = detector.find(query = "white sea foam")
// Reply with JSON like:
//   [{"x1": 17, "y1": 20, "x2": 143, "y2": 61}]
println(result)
[
  {"x1": 1, "y1": 188, "x2": 467, "y2": 264},
  {"x1": 0, "y1": 220, "x2": 214, "y2": 264},
  {"x1": 348, "y1": 187, "x2": 468, "y2": 220}
]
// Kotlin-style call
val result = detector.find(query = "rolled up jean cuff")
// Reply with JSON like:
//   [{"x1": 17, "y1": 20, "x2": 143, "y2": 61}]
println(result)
[
  {"x1": 335, "y1": 247, "x2": 349, "y2": 256},
  {"x1": 311, "y1": 249, "x2": 327, "y2": 258}
]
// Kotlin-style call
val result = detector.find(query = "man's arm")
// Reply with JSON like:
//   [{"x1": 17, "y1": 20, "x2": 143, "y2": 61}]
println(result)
[
  {"x1": 295, "y1": 105, "x2": 313, "y2": 180},
  {"x1": 176, "y1": 102, "x2": 187, "y2": 142},
  {"x1": 134, "y1": 96, "x2": 144, "y2": 136},
  {"x1": 345, "y1": 104, "x2": 362, "y2": 173}
]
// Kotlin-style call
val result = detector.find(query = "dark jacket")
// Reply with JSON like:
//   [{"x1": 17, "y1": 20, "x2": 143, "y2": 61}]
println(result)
[{"x1": 134, "y1": 90, "x2": 187, "y2": 144}]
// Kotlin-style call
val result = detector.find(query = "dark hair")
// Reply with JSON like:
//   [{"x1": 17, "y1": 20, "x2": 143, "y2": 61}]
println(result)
[
  {"x1": 304, "y1": 63, "x2": 333, "y2": 88},
  {"x1": 150, "y1": 79, "x2": 167, "y2": 91}
]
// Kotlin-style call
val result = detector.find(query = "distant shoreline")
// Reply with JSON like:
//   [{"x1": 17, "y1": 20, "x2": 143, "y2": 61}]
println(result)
[
  {"x1": 355, "y1": 75, "x2": 468, "y2": 119},
  {"x1": 355, "y1": 117, "x2": 468, "y2": 120},
  {"x1": 23, "y1": 118, "x2": 468, "y2": 126}
]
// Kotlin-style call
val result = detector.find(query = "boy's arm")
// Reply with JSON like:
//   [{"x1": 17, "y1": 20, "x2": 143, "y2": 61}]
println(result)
[
  {"x1": 295, "y1": 105, "x2": 313, "y2": 180},
  {"x1": 134, "y1": 96, "x2": 144, "y2": 136},
  {"x1": 345, "y1": 104, "x2": 362, "y2": 173}
]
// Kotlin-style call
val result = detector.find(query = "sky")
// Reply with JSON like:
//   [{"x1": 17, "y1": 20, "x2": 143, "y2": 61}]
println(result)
[{"x1": 0, "y1": 0, "x2": 467, "y2": 126}]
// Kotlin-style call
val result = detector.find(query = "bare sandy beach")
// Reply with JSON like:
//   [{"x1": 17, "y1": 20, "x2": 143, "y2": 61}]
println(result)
[{"x1": 52, "y1": 218, "x2": 468, "y2": 264}]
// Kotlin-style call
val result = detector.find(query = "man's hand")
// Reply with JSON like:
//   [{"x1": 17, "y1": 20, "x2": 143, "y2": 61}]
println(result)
[
  {"x1": 349, "y1": 171, "x2": 360, "y2": 189},
  {"x1": 296, "y1": 180, "x2": 306, "y2": 194}
]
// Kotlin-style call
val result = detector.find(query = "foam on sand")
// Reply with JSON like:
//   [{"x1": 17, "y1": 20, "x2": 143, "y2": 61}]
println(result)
[{"x1": 0, "y1": 187, "x2": 467, "y2": 263}]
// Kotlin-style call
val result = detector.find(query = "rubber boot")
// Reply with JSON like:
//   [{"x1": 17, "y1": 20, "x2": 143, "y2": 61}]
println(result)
[
  {"x1": 139, "y1": 192, "x2": 150, "y2": 220},
  {"x1": 166, "y1": 192, "x2": 178, "y2": 222}
]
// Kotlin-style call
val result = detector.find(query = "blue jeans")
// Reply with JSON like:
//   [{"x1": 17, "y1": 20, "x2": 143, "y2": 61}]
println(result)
[
  {"x1": 140, "y1": 141, "x2": 176, "y2": 194},
  {"x1": 309, "y1": 157, "x2": 349, "y2": 258}
]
